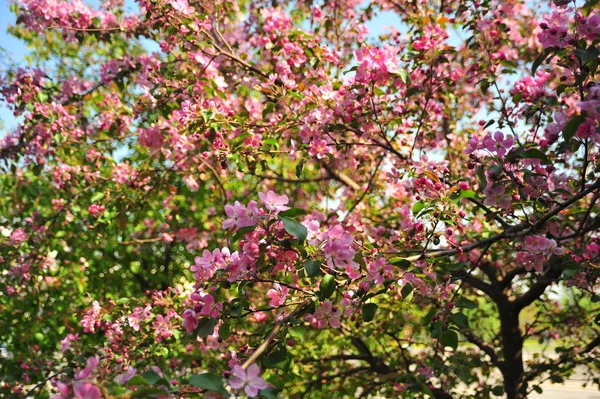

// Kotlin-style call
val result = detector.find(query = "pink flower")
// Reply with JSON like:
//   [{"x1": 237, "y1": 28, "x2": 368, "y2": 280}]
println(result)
[
  {"x1": 228, "y1": 363, "x2": 269, "y2": 397},
  {"x1": 483, "y1": 184, "x2": 512, "y2": 209},
  {"x1": 8, "y1": 228, "x2": 27, "y2": 245},
  {"x1": 73, "y1": 381, "x2": 101, "y2": 399},
  {"x1": 482, "y1": 131, "x2": 514, "y2": 157},
  {"x1": 222, "y1": 201, "x2": 259, "y2": 229},
  {"x1": 464, "y1": 136, "x2": 479, "y2": 154},
  {"x1": 308, "y1": 300, "x2": 342, "y2": 328},
  {"x1": 266, "y1": 283, "x2": 289, "y2": 307},
  {"x1": 258, "y1": 190, "x2": 290, "y2": 213},
  {"x1": 171, "y1": 0, "x2": 194, "y2": 15},
  {"x1": 75, "y1": 356, "x2": 99, "y2": 380},
  {"x1": 87, "y1": 204, "x2": 105, "y2": 217},
  {"x1": 114, "y1": 367, "x2": 137, "y2": 385}
]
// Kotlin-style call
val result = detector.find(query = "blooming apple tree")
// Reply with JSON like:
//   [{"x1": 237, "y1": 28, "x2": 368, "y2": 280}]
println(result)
[{"x1": 1, "y1": 0, "x2": 600, "y2": 398}]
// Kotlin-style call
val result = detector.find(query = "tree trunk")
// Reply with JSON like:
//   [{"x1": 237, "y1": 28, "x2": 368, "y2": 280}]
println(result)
[{"x1": 498, "y1": 300, "x2": 526, "y2": 399}]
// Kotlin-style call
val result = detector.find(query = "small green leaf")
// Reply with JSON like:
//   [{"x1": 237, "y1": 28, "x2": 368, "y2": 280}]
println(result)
[
  {"x1": 412, "y1": 201, "x2": 425, "y2": 214},
  {"x1": 195, "y1": 318, "x2": 218, "y2": 338},
  {"x1": 389, "y1": 257, "x2": 411, "y2": 268},
  {"x1": 260, "y1": 387, "x2": 278, "y2": 398},
  {"x1": 362, "y1": 303, "x2": 378, "y2": 322},
  {"x1": 303, "y1": 260, "x2": 322, "y2": 278},
  {"x1": 295, "y1": 160, "x2": 305, "y2": 178},
  {"x1": 141, "y1": 371, "x2": 161, "y2": 384},
  {"x1": 460, "y1": 190, "x2": 477, "y2": 198},
  {"x1": 401, "y1": 283, "x2": 413, "y2": 299},
  {"x1": 563, "y1": 114, "x2": 586, "y2": 141},
  {"x1": 278, "y1": 208, "x2": 307, "y2": 218},
  {"x1": 130, "y1": 387, "x2": 169, "y2": 398},
  {"x1": 280, "y1": 217, "x2": 307, "y2": 242},
  {"x1": 127, "y1": 376, "x2": 148, "y2": 387},
  {"x1": 319, "y1": 275, "x2": 336, "y2": 299},
  {"x1": 450, "y1": 312, "x2": 468, "y2": 327},
  {"x1": 440, "y1": 330, "x2": 459, "y2": 350},
  {"x1": 188, "y1": 373, "x2": 225, "y2": 392},
  {"x1": 456, "y1": 297, "x2": 477, "y2": 309}
]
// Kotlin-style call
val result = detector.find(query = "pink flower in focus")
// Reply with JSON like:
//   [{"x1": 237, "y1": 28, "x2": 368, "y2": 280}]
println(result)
[
  {"x1": 228, "y1": 363, "x2": 269, "y2": 397},
  {"x1": 266, "y1": 283, "x2": 289, "y2": 307},
  {"x1": 258, "y1": 190, "x2": 290, "y2": 213}
]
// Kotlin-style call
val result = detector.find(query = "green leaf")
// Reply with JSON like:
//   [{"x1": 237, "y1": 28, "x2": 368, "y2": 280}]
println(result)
[
  {"x1": 397, "y1": 68, "x2": 409, "y2": 84},
  {"x1": 288, "y1": 326, "x2": 307, "y2": 341},
  {"x1": 278, "y1": 208, "x2": 307, "y2": 218},
  {"x1": 188, "y1": 373, "x2": 225, "y2": 392},
  {"x1": 440, "y1": 330, "x2": 459, "y2": 350},
  {"x1": 141, "y1": 371, "x2": 162, "y2": 384},
  {"x1": 401, "y1": 283, "x2": 413, "y2": 299},
  {"x1": 260, "y1": 387, "x2": 278, "y2": 398},
  {"x1": 295, "y1": 160, "x2": 305, "y2": 178},
  {"x1": 532, "y1": 47, "x2": 555, "y2": 75},
  {"x1": 219, "y1": 321, "x2": 232, "y2": 340},
  {"x1": 130, "y1": 387, "x2": 169, "y2": 398},
  {"x1": 362, "y1": 303, "x2": 378, "y2": 322},
  {"x1": 303, "y1": 260, "x2": 322, "y2": 278},
  {"x1": 563, "y1": 114, "x2": 586, "y2": 141},
  {"x1": 389, "y1": 257, "x2": 411, "y2": 268},
  {"x1": 450, "y1": 312, "x2": 468, "y2": 327},
  {"x1": 319, "y1": 275, "x2": 336, "y2": 299},
  {"x1": 412, "y1": 201, "x2": 425, "y2": 215},
  {"x1": 195, "y1": 318, "x2": 218, "y2": 338},
  {"x1": 90, "y1": 192, "x2": 105, "y2": 203},
  {"x1": 456, "y1": 297, "x2": 477, "y2": 309},
  {"x1": 460, "y1": 190, "x2": 477, "y2": 198},
  {"x1": 127, "y1": 376, "x2": 149, "y2": 387},
  {"x1": 280, "y1": 217, "x2": 307, "y2": 242}
]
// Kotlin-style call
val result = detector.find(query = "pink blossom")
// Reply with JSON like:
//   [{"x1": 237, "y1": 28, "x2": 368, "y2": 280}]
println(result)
[
  {"x1": 81, "y1": 301, "x2": 102, "y2": 333},
  {"x1": 308, "y1": 300, "x2": 342, "y2": 328},
  {"x1": 8, "y1": 228, "x2": 27, "y2": 245},
  {"x1": 87, "y1": 204, "x2": 105, "y2": 217},
  {"x1": 538, "y1": 11, "x2": 572, "y2": 48},
  {"x1": 228, "y1": 363, "x2": 269, "y2": 397},
  {"x1": 266, "y1": 283, "x2": 289, "y2": 307},
  {"x1": 464, "y1": 136, "x2": 479, "y2": 154},
  {"x1": 482, "y1": 131, "x2": 514, "y2": 157},
  {"x1": 259, "y1": 190, "x2": 290, "y2": 213},
  {"x1": 483, "y1": 184, "x2": 512, "y2": 209},
  {"x1": 222, "y1": 201, "x2": 259, "y2": 229},
  {"x1": 75, "y1": 356, "x2": 99, "y2": 380},
  {"x1": 73, "y1": 381, "x2": 101, "y2": 399},
  {"x1": 59, "y1": 333, "x2": 79, "y2": 353},
  {"x1": 114, "y1": 366, "x2": 137, "y2": 385},
  {"x1": 171, "y1": 0, "x2": 194, "y2": 15}
]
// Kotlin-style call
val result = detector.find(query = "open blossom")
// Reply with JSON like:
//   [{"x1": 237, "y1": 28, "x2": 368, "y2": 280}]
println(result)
[
  {"x1": 128, "y1": 305, "x2": 152, "y2": 331},
  {"x1": 228, "y1": 363, "x2": 269, "y2": 397},
  {"x1": 222, "y1": 201, "x2": 260, "y2": 229},
  {"x1": 75, "y1": 356, "x2": 99, "y2": 380},
  {"x1": 306, "y1": 300, "x2": 342, "y2": 328},
  {"x1": 538, "y1": 11, "x2": 572, "y2": 48},
  {"x1": 259, "y1": 190, "x2": 289, "y2": 213},
  {"x1": 59, "y1": 333, "x2": 79, "y2": 353},
  {"x1": 73, "y1": 381, "x2": 101, "y2": 399},
  {"x1": 81, "y1": 301, "x2": 102, "y2": 333},
  {"x1": 114, "y1": 367, "x2": 137, "y2": 385},
  {"x1": 517, "y1": 235, "x2": 565, "y2": 272},
  {"x1": 482, "y1": 131, "x2": 514, "y2": 157},
  {"x1": 483, "y1": 184, "x2": 512, "y2": 209},
  {"x1": 266, "y1": 283, "x2": 289, "y2": 307}
]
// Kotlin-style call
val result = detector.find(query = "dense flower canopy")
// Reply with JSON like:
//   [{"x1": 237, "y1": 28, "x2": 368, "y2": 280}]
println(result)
[{"x1": 1, "y1": 0, "x2": 600, "y2": 398}]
